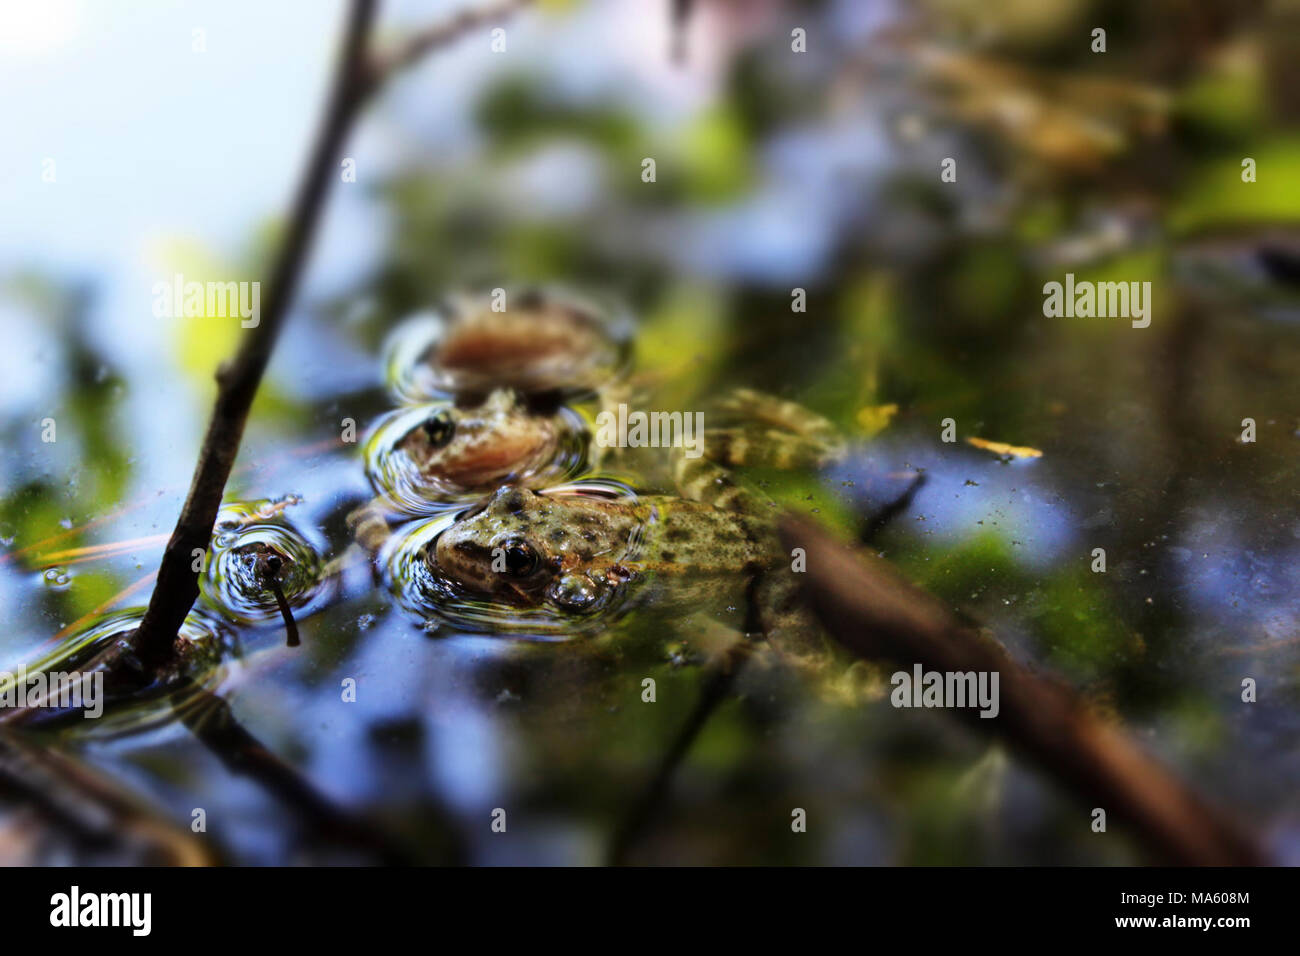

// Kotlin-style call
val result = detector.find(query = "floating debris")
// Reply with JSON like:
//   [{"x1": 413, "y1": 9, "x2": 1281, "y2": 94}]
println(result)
[{"x1": 965, "y1": 437, "x2": 1044, "y2": 459}]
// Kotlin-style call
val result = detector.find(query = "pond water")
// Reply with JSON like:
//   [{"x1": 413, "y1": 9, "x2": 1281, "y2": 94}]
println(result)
[{"x1": 1, "y1": 0, "x2": 1298, "y2": 865}]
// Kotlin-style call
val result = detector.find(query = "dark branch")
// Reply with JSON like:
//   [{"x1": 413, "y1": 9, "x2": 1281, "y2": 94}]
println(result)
[
  {"x1": 132, "y1": 0, "x2": 378, "y2": 667},
  {"x1": 176, "y1": 687, "x2": 438, "y2": 864},
  {"x1": 0, "y1": 730, "x2": 216, "y2": 865},
  {"x1": 132, "y1": 0, "x2": 532, "y2": 669},
  {"x1": 362, "y1": 0, "x2": 532, "y2": 97}
]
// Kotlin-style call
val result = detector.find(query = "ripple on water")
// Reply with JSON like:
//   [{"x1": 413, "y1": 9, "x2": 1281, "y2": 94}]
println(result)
[
  {"x1": 362, "y1": 400, "x2": 592, "y2": 513},
  {"x1": 201, "y1": 496, "x2": 334, "y2": 627},
  {"x1": 1, "y1": 607, "x2": 236, "y2": 738},
  {"x1": 381, "y1": 287, "x2": 633, "y2": 404}
]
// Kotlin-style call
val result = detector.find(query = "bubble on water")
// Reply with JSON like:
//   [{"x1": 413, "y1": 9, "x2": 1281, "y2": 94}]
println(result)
[{"x1": 41, "y1": 566, "x2": 71, "y2": 588}]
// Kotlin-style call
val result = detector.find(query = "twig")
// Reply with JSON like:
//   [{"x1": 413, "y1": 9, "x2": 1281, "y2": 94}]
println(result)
[
  {"x1": 778, "y1": 513, "x2": 1266, "y2": 866},
  {"x1": 607, "y1": 637, "x2": 752, "y2": 865},
  {"x1": 132, "y1": 0, "x2": 532, "y2": 669},
  {"x1": 860, "y1": 471, "x2": 926, "y2": 544},
  {"x1": 670, "y1": 0, "x2": 695, "y2": 64},
  {"x1": 362, "y1": 0, "x2": 532, "y2": 95},
  {"x1": 609, "y1": 477, "x2": 930, "y2": 863},
  {"x1": 132, "y1": 0, "x2": 377, "y2": 667}
]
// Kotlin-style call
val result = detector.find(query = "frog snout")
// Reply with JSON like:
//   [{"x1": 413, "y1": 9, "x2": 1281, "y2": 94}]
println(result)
[{"x1": 487, "y1": 484, "x2": 538, "y2": 515}]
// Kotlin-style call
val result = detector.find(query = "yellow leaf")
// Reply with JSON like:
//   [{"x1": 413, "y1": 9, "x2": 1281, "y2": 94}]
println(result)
[
  {"x1": 856, "y1": 403, "x2": 898, "y2": 437},
  {"x1": 966, "y1": 437, "x2": 1043, "y2": 459}
]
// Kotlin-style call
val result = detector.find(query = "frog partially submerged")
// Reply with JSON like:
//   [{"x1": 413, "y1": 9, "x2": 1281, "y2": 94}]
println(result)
[
  {"x1": 422, "y1": 288, "x2": 630, "y2": 398},
  {"x1": 433, "y1": 485, "x2": 773, "y2": 610},
  {"x1": 386, "y1": 388, "x2": 567, "y2": 494},
  {"x1": 386, "y1": 287, "x2": 631, "y2": 405},
  {"x1": 354, "y1": 387, "x2": 590, "y2": 554},
  {"x1": 367, "y1": 287, "x2": 852, "y2": 667},
  {"x1": 429, "y1": 464, "x2": 828, "y2": 669}
]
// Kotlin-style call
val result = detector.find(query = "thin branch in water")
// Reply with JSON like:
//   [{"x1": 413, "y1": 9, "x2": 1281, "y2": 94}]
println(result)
[
  {"x1": 263, "y1": 554, "x2": 301, "y2": 647},
  {"x1": 778, "y1": 513, "x2": 1266, "y2": 866},
  {"x1": 608, "y1": 572, "x2": 763, "y2": 865},
  {"x1": 130, "y1": 0, "x2": 378, "y2": 670},
  {"x1": 861, "y1": 471, "x2": 927, "y2": 545},
  {"x1": 131, "y1": 0, "x2": 531, "y2": 672},
  {"x1": 175, "y1": 685, "x2": 432, "y2": 865},
  {"x1": 0, "y1": 730, "x2": 216, "y2": 865}
]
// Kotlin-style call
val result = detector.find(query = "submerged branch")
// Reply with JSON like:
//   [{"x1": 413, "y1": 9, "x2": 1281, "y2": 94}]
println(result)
[
  {"x1": 0, "y1": 730, "x2": 216, "y2": 865},
  {"x1": 607, "y1": 637, "x2": 752, "y2": 865},
  {"x1": 177, "y1": 688, "x2": 434, "y2": 864},
  {"x1": 778, "y1": 514, "x2": 1266, "y2": 867},
  {"x1": 610, "y1": 482, "x2": 929, "y2": 864}
]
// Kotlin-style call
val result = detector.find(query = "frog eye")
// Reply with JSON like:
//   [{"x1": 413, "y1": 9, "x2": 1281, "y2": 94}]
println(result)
[
  {"x1": 500, "y1": 539, "x2": 539, "y2": 578},
  {"x1": 422, "y1": 409, "x2": 455, "y2": 449}
]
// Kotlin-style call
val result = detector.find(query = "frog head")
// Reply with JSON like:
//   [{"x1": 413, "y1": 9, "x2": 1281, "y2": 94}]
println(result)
[
  {"x1": 397, "y1": 389, "x2": 557, "y2": 491},
  {"x1": 430, "y1": 485, "x2": 640, "y2": 612}
]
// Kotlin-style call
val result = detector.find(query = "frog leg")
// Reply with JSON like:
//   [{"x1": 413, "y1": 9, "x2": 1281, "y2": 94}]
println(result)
[
  {"x1": 589, "y1": 380, "x2": 650, "y2": 470},
  {"x1": 670, "y1": 444, "x2": 766, "y2": 513},
  {"x1": 346, "y1": 499, "x2": 392, "y2": 554},
  {"x1": 706, "y1": 388, "x2": 846, "y2": 468},
  {"x1": 702, "y1": 426, "x2": 845, "y2": 470},
  {"x1": 714, "y1": 388, "x2": 841, "y2": 441},
  {"x1": 749, "y1": 567, "x2": 833, "y2": 672}
]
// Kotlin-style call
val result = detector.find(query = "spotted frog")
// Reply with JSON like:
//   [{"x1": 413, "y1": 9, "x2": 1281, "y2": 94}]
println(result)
[{"x1": 431, "y1": 477, "x2": 827, "y2": 668}]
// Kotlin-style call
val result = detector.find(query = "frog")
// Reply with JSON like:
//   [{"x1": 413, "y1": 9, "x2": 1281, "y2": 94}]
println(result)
[
  {"x1": 408, "y1": 287, "x2": 631, "y2": 399},
  {"x1": 432, "y1": 485, "x2": 772, "y2": 608},
  {"x1": 352, "y1": 386, "x2": 589, "y2": 556},
  {"x1": 429, "y1": 449, "x2": 830, "y2": 670},
  {"x1": 389, "y1": 282, "x2": 848, "y2": 494},
  {"x1": 390, "y1": 388, "x2": 565, "y2": 494}
]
